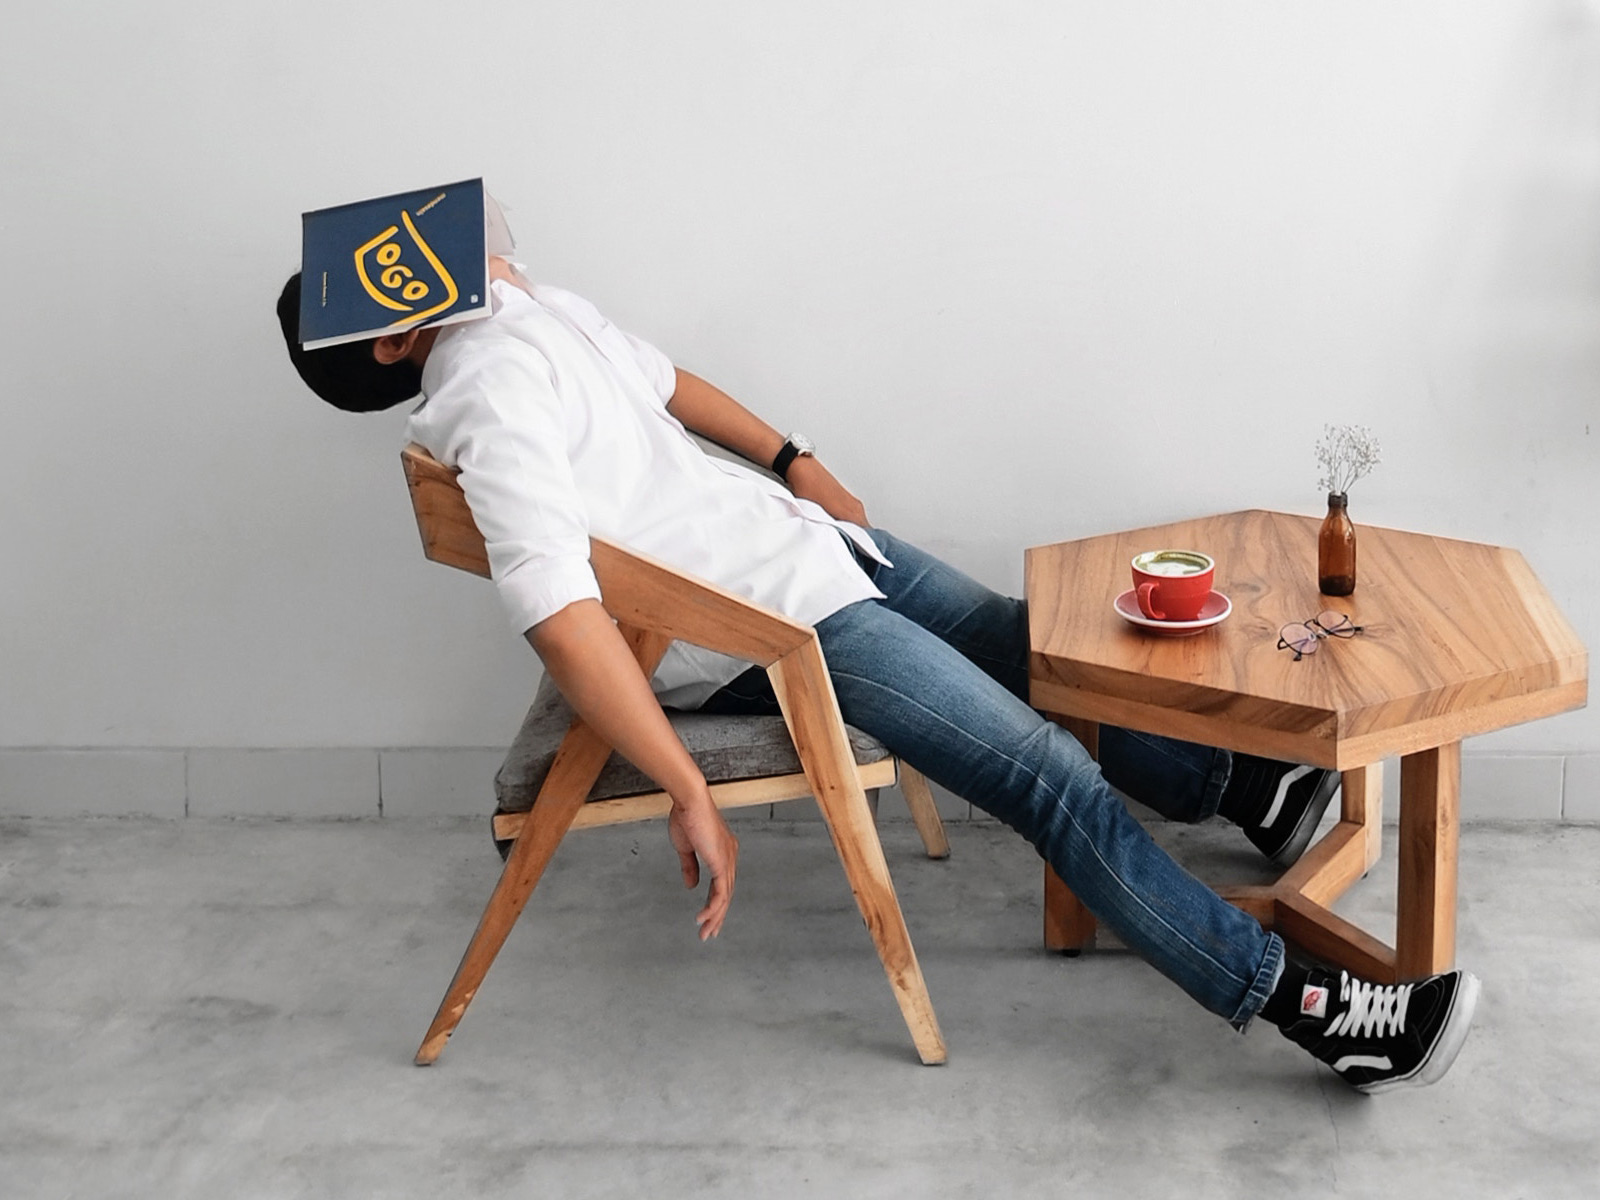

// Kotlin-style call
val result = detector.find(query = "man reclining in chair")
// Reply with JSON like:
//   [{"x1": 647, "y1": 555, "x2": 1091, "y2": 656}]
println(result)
[{"x1": 276, "y1": 256, "x2": 1478, "y2": 1094}]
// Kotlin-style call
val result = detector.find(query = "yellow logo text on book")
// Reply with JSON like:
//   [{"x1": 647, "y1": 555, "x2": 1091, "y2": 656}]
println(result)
[{"x1": 353, "y1": 209, "x2": 459, "y2": 326}]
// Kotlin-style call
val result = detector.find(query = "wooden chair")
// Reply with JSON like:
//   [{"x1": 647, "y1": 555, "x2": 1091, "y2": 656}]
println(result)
[{"x1": 400, "y1": 443, "x2": 950, "y2": 1066}]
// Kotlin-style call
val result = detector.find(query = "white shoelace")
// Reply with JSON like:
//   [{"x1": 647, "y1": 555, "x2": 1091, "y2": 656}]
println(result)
[{"x1": 1327, "y1": 972, "x2": 1414, "y2": 1038}]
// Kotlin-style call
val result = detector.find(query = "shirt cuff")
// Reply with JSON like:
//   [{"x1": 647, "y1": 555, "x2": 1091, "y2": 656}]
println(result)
[{"x1": 497, "y1": 554, "x2": 604, "y2": 634}]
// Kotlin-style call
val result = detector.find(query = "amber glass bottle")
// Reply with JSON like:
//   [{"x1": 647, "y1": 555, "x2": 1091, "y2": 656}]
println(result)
[{"x1": 1318, "y1": 492, "x2": 1356, "y2": 596}]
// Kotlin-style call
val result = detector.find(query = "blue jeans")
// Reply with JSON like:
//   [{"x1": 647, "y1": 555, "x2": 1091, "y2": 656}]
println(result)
[{"x1": 699, "y1": 528, "x2": 1285, "y2": 1029}]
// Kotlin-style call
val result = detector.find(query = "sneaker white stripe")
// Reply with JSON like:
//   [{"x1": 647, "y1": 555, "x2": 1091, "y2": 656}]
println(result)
[
  {"x1": 1260, "y1": 764, "x2": 1316, "y2": 827},
  {"x1": 1332, "y1": 1054, "x2": 1392, "y2": 1073}
]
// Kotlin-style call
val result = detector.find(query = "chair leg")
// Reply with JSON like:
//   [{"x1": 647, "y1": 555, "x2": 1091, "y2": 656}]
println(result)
[
  {"x1": 769, "y1": 641, "x2": 947, "y2": 1065},
  {"x1": 414, "y1": 730, "x2": 609, "y2": 1065},
  {"x1": 414, "y1": 626, "x2": 670, "y2": 1066},
  {"x1": 899, "y1": 764, "x2": 951, "y2": 860}
]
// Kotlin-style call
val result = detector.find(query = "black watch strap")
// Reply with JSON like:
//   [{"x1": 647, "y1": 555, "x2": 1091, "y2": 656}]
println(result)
[{"x1": 772, "y1": 439, "x2": 804, "y2": 481}]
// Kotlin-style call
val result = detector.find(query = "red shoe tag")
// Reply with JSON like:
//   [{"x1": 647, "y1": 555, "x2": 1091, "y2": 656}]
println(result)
[{"x1": 1301, "y1": 985, "x2": 1328, "y2": 1019}]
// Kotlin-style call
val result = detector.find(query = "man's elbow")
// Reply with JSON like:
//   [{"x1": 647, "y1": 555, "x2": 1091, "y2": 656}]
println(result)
[{"x1": 524, "y1": 597, "x2": 608, "y2": 658}]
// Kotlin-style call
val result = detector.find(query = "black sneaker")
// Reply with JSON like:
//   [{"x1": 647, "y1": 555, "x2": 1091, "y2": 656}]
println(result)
[
  {"x1": 1224, "y1": 757, "x2": 1341, "y2": 868},
  {"x1": 1278, "y1": 968, "x2": 1481, "y2": 1094}
]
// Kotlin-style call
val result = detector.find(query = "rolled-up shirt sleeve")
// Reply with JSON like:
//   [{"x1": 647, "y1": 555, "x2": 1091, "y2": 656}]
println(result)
[{"x1": 418, "y1": 340, "x2": 602, "y2": 635}]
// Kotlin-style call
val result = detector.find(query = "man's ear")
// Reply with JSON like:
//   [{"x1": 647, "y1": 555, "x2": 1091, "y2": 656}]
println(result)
[{"x1": 372, "y1": 328, "x2": 421, "y2": 365}]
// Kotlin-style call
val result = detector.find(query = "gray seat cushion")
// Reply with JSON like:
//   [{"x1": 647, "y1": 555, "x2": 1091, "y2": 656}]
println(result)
[
  {"x1": 494, "y1": 675, "x2": 891, "y2": 817},
  {"x1": 492, "y1": 678, "x2": 896, "y2": 819}
]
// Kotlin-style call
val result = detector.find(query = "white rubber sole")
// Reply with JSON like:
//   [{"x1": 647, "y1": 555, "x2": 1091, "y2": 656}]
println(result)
[{"x1": 1358, "y1": 971, "x2": 1482, "y2": 1095}]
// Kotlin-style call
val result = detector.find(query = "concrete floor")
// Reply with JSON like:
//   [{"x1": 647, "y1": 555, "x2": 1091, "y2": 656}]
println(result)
[{"x1": 4, "y1": 814, "x2": 1598, "y2": 1200}]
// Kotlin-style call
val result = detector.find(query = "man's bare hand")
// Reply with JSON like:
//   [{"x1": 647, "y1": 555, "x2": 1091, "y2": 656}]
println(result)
[
  {"x1": 667, "y1": 794, "x2": 740, "y2": 940},
  {"x1": 786, "y1": 456, "x2": 870, "y2": 527}
]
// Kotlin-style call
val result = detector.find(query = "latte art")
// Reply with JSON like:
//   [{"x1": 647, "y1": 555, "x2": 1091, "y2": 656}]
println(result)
[
  {"x1": 1131, "y1": 550, "x2": 1213, "y2": 578},
  {"x1": 1139, "y1": 560, "x2": 1199, "y2": 576}
]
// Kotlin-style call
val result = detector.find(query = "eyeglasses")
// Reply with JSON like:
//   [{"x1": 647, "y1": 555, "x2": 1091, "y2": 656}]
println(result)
[{"x1": 1276, "y1": 610, "x2": 1364, "y2": 661}]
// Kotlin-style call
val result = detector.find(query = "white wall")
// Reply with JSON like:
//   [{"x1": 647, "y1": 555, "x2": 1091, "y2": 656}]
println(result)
[{"x1": 2, "y1": 2, "x2": 1595, "y2": 814}]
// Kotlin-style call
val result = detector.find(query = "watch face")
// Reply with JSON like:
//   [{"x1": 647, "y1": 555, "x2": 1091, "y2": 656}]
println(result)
[{"x1": 790, "y1": 433, "x2": 815, "y2": 455}]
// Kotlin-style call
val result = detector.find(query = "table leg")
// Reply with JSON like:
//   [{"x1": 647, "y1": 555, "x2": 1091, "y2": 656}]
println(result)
[
  {"x1": 1341, "y1": 760, "x2": 1384, "y2": 874},
  {"x1": 1396, "y1": 743, "x2": 1460, "y2": 979},
  {"x1": 1044, "y1": 717, "x2": 1098, "y2": 954}
]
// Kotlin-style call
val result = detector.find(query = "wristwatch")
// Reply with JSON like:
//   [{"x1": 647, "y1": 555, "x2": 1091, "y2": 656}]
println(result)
[{"x1": 771, "y1": 432, "x2": 816, "y2": 481}]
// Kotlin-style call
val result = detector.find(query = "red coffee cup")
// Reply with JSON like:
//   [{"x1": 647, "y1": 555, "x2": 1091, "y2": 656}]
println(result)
[{"x1": 1131, "y1": 550, "x2": 1215, "y2": 621}]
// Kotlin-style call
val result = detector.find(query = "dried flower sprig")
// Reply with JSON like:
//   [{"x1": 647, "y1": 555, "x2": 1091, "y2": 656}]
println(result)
[{"x1": 1315, "y1": 424, "x2": 1381, "y2": 496}]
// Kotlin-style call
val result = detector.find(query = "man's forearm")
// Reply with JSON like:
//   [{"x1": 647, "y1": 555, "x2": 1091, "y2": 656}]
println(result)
[
  {"x1": 666, "y1": 368, "x2": 871, "y2": 527},
  {"x1": 527, "y1": 599, "x2": 707, "y2": 803},
  {"x1": 666, "y1": 368, "x2": 787, "y2": 471},
  {"x1": 530, "y1": 597, "x2": 739, "y2": 940}
]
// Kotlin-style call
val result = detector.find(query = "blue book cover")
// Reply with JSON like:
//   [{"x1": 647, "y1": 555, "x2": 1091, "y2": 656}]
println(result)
[{"x1": 298, "y1": 178, "x2": 497, "y2": 350}]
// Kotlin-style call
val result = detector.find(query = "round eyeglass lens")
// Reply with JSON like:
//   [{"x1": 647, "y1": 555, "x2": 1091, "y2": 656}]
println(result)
[
  {"x1": 1317, "y1": 611, "x2": 1354, "y2": 636},
  {"x1": 1279, "y1": 623, "x2": 1319, "y2": 654}
]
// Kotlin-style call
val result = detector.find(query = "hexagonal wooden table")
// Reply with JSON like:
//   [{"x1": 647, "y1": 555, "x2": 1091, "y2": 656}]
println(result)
[{"x1": 1026, "y1": 510, "x2": 1587, "y2": 981}]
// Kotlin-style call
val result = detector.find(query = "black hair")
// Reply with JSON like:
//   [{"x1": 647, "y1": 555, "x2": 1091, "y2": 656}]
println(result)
[{"x1": 275, "y1": 272, "x2": 424, "y2": 412}]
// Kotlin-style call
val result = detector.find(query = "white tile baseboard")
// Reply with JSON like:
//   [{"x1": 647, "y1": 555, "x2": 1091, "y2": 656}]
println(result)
[
  {"x1": 378, "y1": 748, "x2": 506, "y2": 817},
  {"x1": 0, "y1": 750, "x2": 187, "y2": 817},
  {"x1": 1564, "y1": 754, "x2": 1600, "y2": 821},
  {"x1": 187, "y1": 750, "x2": 378, "y2": 818},
  {"x1": 0, "y1": 748, "x2": 1590, "y2": 822}
]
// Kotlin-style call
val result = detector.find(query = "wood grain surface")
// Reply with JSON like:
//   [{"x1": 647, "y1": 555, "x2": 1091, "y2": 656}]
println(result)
[{"x1": 1026, "y1": 510, "x2": 1587, "y2": 769}]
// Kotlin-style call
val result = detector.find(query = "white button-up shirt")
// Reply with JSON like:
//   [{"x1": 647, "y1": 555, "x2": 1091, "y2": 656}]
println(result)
[{"x1": 406, "y1": 279, "x2": 889, "y2": 709}]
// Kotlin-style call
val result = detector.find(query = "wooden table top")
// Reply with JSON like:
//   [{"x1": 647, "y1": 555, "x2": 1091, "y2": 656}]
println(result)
[{"x1": 1025, "y1": 510, "x2": 1587, "y2": 770}]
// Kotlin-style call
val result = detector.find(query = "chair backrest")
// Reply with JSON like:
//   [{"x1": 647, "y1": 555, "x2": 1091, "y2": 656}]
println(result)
[{"x1": 401, "y1": 443, "x2": 491, "y2": 579}]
